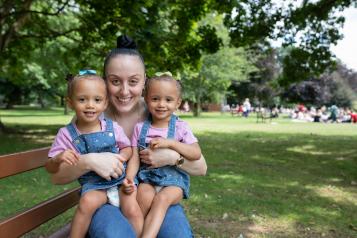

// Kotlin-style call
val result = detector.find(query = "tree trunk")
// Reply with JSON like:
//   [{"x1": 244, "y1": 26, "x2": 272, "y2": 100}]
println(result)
[
  {"x1": 193, "y1": 97, "x2": 201, "y2": 117},
  {"x1": 0, "y1": 119, "x2": 5, "y2": 135},
  {"x1": 38, "y1": 95, "x2": 45, "y2": 108},
  {"x1": 64, "y1": 103, "x2": 68, "y2": 115}
]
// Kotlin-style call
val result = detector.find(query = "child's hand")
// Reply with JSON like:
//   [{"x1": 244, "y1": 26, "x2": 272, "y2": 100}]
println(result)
[
  {"x1": 122, "y1": 178, "x2": 136, "y2": 194},
  {"x1": 55, "y1": 149, "x2": 80, "y2": 165},
  {"x1": 149, "y1": 138, "x2": 172, "y2": 149}
]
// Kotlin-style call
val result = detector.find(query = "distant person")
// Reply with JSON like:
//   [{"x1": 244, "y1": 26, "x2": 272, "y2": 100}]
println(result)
[
  {"x1": 242, "y1": 98, "x2": 251, "y2": 117},
  {"x1": 183, "y1": 101, "x2": 190, "y2": 113},
  {"x1": 126, "y1": 74, "x2": 202, "y2": 237},
  {"x1": 329, "y1": 105, "x2": 339, "y2": 123}
]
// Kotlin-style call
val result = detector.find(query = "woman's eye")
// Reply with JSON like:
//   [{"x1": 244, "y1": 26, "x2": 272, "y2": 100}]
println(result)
[
  {"x1": 110, "y1": 79, "x2": 120, "y2": 86},
  {"x1": 129, "y1": 79, "x2": 140, "y2": 86}
]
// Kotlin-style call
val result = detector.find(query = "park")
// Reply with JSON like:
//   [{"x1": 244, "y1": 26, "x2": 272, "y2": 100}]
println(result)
[{"x1": 1, "y1": 1, "x2": 357, "y2": 238}]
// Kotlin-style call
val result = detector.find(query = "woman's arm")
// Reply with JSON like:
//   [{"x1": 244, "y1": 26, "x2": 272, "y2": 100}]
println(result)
[
  {"x1": 149, "y1": 138, "x2": 201, "y2": 161},
  {"x1": 139, "y1": 148, "x2": 207, "y2": 176},
  {"x1": 48, "y1": 152, "x2": 125, "y2": 185}
]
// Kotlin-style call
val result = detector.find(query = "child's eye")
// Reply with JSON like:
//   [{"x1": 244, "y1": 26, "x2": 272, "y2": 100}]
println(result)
[
  {"x1": 95, "y1": 98, "x2": 103, "y2": 103},
  {"x1": 78, "y1": 98, "x2": 85, "y2": 103}
]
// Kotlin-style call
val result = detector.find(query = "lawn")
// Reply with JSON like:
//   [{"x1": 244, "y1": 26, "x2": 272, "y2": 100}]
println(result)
[{"x1": 0, "y1": 107, "x2": 356, "y2": 238}]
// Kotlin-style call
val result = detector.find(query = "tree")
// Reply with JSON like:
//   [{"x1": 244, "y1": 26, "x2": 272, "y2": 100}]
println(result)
[
  {"x1": 215, "y1": 0, "x2": 356, "y2": 84},
  {"x1": 182, "y1": 46, "x2": 255, "y2": 116}
]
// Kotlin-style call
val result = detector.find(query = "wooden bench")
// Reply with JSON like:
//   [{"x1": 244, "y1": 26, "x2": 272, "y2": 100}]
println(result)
[{"x1": 0, "y1": 147, "x2": 80, "y2": 238}]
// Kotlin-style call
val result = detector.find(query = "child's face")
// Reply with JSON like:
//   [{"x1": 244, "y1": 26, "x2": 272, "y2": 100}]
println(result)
[
  {"x1": 145, "y1": 80, "x2": 181, "y2": 122},
  {"x1": 68, "y1": 78, "x2": 108, "y2": 125}
]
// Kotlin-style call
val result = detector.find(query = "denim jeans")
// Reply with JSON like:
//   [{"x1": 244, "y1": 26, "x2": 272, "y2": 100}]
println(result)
[{"x1": 88, "y1": 204, "x2": 193, "y2": 238}]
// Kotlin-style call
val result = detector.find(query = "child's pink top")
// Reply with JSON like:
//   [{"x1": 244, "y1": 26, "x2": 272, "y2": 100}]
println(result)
[
  {"x1": 131, "y1": 119, "x2": 198, "y2": 147},
  {"x1": 48, "y1": 118, "x2": 130, "y2": 157}
]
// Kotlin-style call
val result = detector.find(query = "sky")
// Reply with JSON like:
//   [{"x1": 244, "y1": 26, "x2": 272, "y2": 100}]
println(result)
[{"x1": 331, "y1": 7, "x2": 357, "y2": 71}]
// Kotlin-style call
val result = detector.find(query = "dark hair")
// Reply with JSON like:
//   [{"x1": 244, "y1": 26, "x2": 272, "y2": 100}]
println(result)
[
  {"x1": 103, "y1": 35, "x2": 145, "y2": 79},
  {"x1": 144, "y1": 74, "x2": 182, "y2": 98}
]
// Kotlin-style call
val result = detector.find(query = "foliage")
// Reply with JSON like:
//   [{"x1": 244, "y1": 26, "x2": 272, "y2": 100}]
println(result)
[
  {"x1": 228, "y1": 46, "x2": 281, "y2": 107},
  {"x1": 282, "y1": 62, "x2": 357, "y2": 107},
  {"x1": 216, "y1": 0, "x2": 356, "y2": 84},
  {"x1": 181, "y1": 46, "x2": 255, "y2": 116}
]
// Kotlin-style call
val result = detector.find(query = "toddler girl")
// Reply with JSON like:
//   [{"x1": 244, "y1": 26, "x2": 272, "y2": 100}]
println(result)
[
  {"x1": 46, "y1": 70, "x2": 137, "y2": 238},
  {"x1": 124, "y1": 73, "x2": 201, "y2": 238}
]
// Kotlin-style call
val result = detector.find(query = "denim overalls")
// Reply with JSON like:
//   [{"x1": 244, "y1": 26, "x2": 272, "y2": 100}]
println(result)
[
  {"x1": 137, "y1": 115, "x2": 190, "y2": 198},
  {"x1": 66, "y1": 118, "x2": 126, "y2": 195}
]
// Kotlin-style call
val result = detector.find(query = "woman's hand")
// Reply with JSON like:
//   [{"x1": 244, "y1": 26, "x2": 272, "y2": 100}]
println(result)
[
  {"x1": 139, "y1": 148, "x2": 207, "y2": 176},
  {"x1": 50, "y1": 152, "x2": 125, "y2": 184},
  {"x1": 139, "y1": 148, "x2": 178, "y2": 169},
  {"x1": 87, "y1": 152, "x2": 125, "y2": 181}
]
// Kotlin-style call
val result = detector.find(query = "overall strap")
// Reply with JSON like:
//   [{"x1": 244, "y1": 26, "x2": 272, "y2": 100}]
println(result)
[
  {"x1": 167, "y1": 114, "x2": 177, "y2": 139},
  {"x1": 105, "y1": 118, "x2": 114, "y2": 132},
  {"x1": 138, "y1": 116, "x2": 152, "y2": 148},
  {"x1": 66, "y1": 122, "x2": 79, "y2": 141}
]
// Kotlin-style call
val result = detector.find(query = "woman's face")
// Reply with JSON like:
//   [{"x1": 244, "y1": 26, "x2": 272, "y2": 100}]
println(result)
[{"x1": 105, "y1": 55, "x2": 145, "y2": 114}]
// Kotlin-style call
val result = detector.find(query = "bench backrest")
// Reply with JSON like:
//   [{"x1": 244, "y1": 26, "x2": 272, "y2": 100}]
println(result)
[{"x1": 0, "y1": 147, "x2": 80, "y2": 237}]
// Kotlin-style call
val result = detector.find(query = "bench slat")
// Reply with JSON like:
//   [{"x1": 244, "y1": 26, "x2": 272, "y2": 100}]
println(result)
[
  {"x1": 0, "y1": 147, "x2": 50, "y2": 179},
  {"x1": 0, "y1": 187, "x2": 80, "y2": 238}
]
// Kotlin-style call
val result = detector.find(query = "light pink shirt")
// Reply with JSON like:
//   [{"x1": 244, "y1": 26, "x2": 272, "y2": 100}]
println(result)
[
  {"x1": 131, "y1": 119, "x2": 198, "y2": 147},
  {"x1": 48, "y1": 118, "x2": 130, "y2": 158}
]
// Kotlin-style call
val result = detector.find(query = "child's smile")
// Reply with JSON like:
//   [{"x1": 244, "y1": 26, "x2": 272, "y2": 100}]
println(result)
[{"x1": 145, "y1": 80, "x2": 181, "y2": 127}]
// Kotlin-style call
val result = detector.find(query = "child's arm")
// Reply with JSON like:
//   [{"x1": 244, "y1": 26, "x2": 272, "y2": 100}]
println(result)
[
  {"x1": 122, "y1": 147, "x2": 140, "y2": 194},
  {"x1": 45, "y1": 149, "x2": 80, "y2": 173},
  {"x1": 150, "y1": 138, "x2": 201, "y2": 161},
  {"x1": 118, "y1": 146, "x2": 132, "y2": 162}
]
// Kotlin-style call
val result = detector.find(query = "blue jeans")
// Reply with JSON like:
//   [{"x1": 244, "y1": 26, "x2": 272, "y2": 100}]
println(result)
[{"x1": 88, "y1": 204, "x2": 193, "y2": 238}]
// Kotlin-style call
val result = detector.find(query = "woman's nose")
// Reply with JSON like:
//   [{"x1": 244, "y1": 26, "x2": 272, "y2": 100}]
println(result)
[{"x1": 120, "y1": 83, "x2": 129, "y2": 94}]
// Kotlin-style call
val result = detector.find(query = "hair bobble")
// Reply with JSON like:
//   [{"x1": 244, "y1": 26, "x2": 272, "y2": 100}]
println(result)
[
  {"x1": 154, "y1": 71, "x2": 173, "y2": 77},
  {"x1": 79, "y1": 69, "x2": 97, "y2": 76}
]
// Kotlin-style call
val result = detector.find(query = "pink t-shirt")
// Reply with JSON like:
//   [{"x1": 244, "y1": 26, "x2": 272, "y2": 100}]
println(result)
[
  {"x1": 131, "y1": 119, "x2": 198, "y2": 147},
  {"x1": 48, "y1": 118, "x2": 130, "y2": 158}
]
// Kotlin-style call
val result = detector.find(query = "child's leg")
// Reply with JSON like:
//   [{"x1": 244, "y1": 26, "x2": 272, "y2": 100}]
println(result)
[
  {"x1": 70, "y1": 190, "x2": 107, "y2": 238},
  {"x1": 119, "y1": 187, "x2": 144, "y2": 237},
  {"x1": 137, "y1": 183, "x2": 156, "y2": 217},
  {"x1": 141, "y1": 186, "x2": 183, "y2": 238}
]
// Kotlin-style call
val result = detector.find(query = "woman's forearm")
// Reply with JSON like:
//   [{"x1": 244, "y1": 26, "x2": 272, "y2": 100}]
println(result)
[
  {"x1": 49, "y1": 152, "x2": 125, "y2": 185},
  {"x1": 140, "y1": 148, "x2": 207, "y2": 176},
  {"x1": 180, "y1": 154, "x2": 207, "y2": 176},
  {"x1": 50, "y1": 157, "x2": 90, "y2": 184}
]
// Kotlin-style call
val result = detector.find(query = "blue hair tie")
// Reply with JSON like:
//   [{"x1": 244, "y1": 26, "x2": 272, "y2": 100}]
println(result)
[{"x1": 79, "y1": 69, "x2": 96, "y2": 76}]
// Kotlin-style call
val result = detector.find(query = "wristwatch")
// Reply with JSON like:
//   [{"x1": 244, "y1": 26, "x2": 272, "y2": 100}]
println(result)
[{"x1": 175, "y1": 155, "x2": 184, "y2": 167}]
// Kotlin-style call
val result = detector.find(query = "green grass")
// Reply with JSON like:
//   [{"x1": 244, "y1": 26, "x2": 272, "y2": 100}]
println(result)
[{"x1": 0, "y1": 107, "x2": 356, "y2": 237}]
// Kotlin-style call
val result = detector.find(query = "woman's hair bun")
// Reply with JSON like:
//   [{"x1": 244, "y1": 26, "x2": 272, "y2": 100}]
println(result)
[{"x1": 116, "y1": 35, "x2": 137, "y2": 49}]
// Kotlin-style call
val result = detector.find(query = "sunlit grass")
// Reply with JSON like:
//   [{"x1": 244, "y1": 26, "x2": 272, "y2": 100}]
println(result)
[{"x1": 0, "y1": 107, "x2": 356, "y2": 237}]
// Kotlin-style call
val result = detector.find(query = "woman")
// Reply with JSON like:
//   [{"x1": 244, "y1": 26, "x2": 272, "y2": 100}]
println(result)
[{"x1": 47, "y1": 35, "x2": 207, "y2": 237}]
